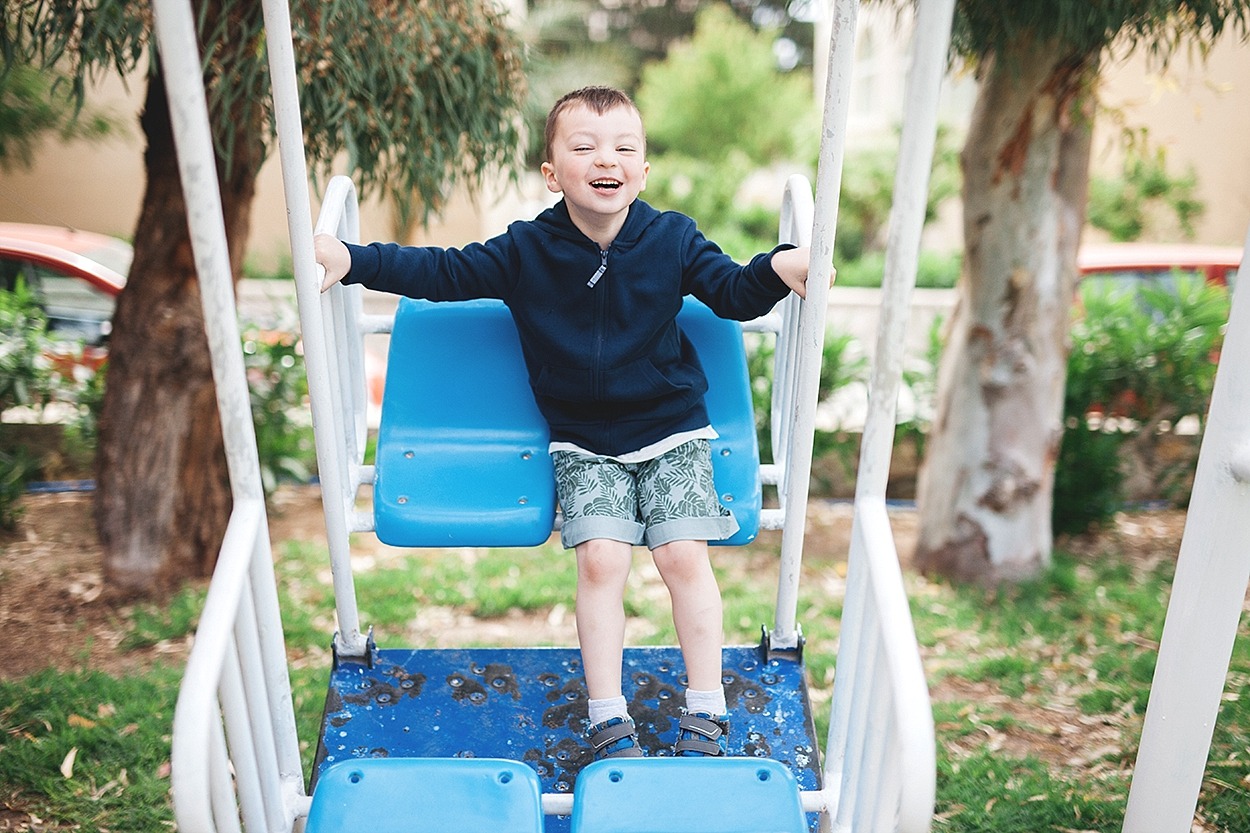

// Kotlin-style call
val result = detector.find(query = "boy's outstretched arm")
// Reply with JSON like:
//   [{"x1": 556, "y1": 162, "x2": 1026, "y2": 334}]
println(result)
[
  {"x1": 314, "y1": 233, "x2": 352, "y2": 292},
  {"x1": 770, "y1": 246, "x2": 830, "y2": 299}
]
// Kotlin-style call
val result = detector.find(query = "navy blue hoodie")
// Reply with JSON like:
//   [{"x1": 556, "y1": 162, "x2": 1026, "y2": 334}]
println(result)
[{"x1": 343, "y1": 198, "x2": 793, "y2": 457}]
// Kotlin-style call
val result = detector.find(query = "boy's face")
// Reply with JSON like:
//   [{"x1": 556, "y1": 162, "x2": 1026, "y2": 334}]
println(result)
[{"x1": 541, "y1": 103, "x2": 649, "y2": 230}]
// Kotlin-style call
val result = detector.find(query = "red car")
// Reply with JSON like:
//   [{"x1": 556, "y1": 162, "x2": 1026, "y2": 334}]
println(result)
[
  {"x1": 1, "y1": 222, "x2": 385, "y2": 412},
  {"x1": 0, "y1": 222, "x2": 130, "y2": 370},
  {"x1": 1078, "y1": 242, "x2": 1241, "y2": 295}
]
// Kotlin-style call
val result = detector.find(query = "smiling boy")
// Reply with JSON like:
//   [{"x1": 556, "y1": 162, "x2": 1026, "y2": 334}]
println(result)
[{"x1": 316, "y1": 86, "x2": 811, "y2": 759}]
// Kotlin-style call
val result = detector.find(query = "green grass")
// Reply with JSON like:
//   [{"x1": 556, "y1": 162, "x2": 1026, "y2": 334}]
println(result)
[
  {"x1": 896, "y1": 549, "x2": 1250, "y2": 830},
  {"x1": 3, "y1": 517, "x2": 1249, "y2": 831},
  {"x1": 0, "y1": 667, "x2": 182, "y2": 832}
]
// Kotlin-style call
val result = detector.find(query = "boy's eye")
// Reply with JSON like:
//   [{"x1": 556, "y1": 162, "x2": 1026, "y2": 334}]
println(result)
[
  {"x1": 573, "y1": 145, "x2": 593, "y2": 152},
  {"x1": 617, "y1": 146, "x2": 637, "y2": 153}
]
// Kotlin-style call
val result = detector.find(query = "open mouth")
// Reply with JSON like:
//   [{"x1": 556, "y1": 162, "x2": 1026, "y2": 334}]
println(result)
[{"x1": 590, "y1": 179, "x2": 622, "y2": 191}]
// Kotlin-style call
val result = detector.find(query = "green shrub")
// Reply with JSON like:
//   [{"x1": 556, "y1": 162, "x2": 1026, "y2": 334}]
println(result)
[
  {"x1": 2, "y1": 291, "x2": 319, "y2": 507},
  {"x1": 241, "y1": 322, "x2": 317, "y2": 496},
  {"x1": 636, "y1": 5, "x2": 818, "y2": 262},
  {"x1": 1087, "y1": 144, "x2": 1204, "y2": 242},
  {"x1": 0, "y1": 281, "x2": 56, "y2": 526},
  {"x1": 0, "y1": 280, "x2": 54, "y2": 412},
  {"x1": 747, "y1": 325, "x2": 869, "y2": 473},
  {"x1": 59, "y1": 356, "x2": 106, "y2": 459},
  {"x1": 1055, "y1": 273, "x2": 1229, "y2": 530},
  {"x1": 0, "y1": 446, "x2": 40, "y2": 528},
  {"x1": 1052, "y1": 423, "x2": 1125, "y2": 536},
  {"x1": 832, "y1": 127, "x2": 960, "y2": 264}
]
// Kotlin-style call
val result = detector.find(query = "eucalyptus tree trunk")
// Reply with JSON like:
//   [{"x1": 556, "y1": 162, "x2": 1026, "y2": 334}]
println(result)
[
  {"x1": 94, "y1": 67, "x2": 261, "y2": 595},
  {"x1": 914, "y1": 43, "x2": 1097, "y2": 583}
]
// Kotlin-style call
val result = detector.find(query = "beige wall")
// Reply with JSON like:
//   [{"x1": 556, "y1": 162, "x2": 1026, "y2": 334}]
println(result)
[
  {"x1": 0, "y1": 71, "x2": 144, "y2": 242},
  {"x1": 4, "y1": 23, "x2": 1248, "y2": 260},
  {"x1": 1092, "y1": 37, "x2": 1250, "y2": 246},
  {"x1": 0, "y1": 67, "x2": 529, "y2": 271},
  {"x1": 832, "y1": 6, "x2": 1250, "y2": 249}
]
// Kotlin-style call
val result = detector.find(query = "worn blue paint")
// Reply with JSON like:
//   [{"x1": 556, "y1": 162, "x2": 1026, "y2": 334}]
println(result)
[{"x1": 313, "y1": 641, "x2": 821, "y2": 832}]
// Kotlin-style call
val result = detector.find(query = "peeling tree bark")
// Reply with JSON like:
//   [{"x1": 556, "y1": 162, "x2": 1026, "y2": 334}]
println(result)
[{"x1": 914, "y1": 42, "x2": 1097, "y2": 584}]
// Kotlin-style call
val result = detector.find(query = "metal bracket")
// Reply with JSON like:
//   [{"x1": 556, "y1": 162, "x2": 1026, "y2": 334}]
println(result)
[
  {"x1": 759, "y1": 625, "x2": 805, "y2": 663},
  {"x1": 332, "y1": 627, "x2": 378, "y2": 669}
]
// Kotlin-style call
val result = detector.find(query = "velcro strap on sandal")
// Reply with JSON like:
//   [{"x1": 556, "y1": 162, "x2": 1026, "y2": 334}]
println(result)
[
  {"x1": 678, "y1": 714, "x2": 726, "y2": 740},
  {"x1": 588, "y1": 720, "x2": 642, "y2": 758},
  {"x1": 674, "y1": 737, "x2": 725, "y2": 756}
]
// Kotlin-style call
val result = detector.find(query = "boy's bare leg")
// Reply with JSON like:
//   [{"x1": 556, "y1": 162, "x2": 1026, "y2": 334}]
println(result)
[
  {"x1": 575, "y1": 538, "x2": 634, "y2": 700},
  {"x1": 651, "y1": 539, "x2": 724, "y2": 692}
]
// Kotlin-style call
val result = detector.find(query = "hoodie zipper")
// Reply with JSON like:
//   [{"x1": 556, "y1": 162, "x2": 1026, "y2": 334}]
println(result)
[
  {"x1": 590, "y1": 248, "x2": 609, "y2": 400},
  {"x1": 587, "y1": 249, "x2": 608, "y2": 287}
]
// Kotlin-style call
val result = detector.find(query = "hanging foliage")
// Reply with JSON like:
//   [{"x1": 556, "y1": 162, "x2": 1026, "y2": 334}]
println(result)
[{"x1": 1, "y1": 0, "x2": 526, "y2": 214}]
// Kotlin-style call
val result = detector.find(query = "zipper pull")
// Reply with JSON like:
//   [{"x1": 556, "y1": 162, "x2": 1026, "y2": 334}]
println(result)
[{"x1": 587, "y1": 249, "x2": 608, "y2": 288}]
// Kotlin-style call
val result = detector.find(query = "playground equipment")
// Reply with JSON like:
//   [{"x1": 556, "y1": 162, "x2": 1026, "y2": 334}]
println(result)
[
  {"x1": 160, "y1": 0, "x2": 967, "y2": 829},
  {"x1": 1121, "y1": 223, "x2": 1250, "y2": 829},
  {"x1": 156, "y1": 0, "x2": 1250, "y2": 826}
]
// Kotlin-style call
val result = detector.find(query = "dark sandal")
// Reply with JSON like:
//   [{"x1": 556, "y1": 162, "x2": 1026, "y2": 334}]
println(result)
[
  {"x1": 586, "y1": 716, "x2": 644, "y2": 760},
  {"x1": 674, "y1": 712, "x2": 729, "y2": 757}
]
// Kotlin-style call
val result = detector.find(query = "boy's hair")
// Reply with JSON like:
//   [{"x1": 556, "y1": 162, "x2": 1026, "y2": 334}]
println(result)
[{"x1": 543, "y1": 86, "x2": 644, "y2": 162}]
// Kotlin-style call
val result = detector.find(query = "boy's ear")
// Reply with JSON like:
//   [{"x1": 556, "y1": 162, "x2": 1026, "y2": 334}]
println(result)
[
  {"x1": 541, "y1": 161, "x2": 562, "y2": 194},
  {"x1": 640, "y1": 160, "x2": 650, "y2": 192}
]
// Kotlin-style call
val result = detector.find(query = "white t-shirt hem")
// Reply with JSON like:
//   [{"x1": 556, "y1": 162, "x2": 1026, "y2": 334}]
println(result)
[{"x1": 549, "y1": 426, "x2": 719, "y2": 464}]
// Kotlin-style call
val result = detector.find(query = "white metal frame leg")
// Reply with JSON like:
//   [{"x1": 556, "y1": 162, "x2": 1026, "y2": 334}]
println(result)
[{"x1": 1123, "y1": 230, "x2": 1250, "y2": 831}]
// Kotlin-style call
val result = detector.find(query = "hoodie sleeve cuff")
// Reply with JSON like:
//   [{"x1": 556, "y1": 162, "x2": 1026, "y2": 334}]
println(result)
[
  {"x1": 342, "y1": 241, "x2": 381, "y2": 287},
  {"x1": 750, "y1": 243, "x2": 798, "y2": 295}
]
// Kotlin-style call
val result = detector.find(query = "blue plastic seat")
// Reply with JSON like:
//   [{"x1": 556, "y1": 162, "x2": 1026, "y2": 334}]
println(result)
[
  {"x1": 373, "y1": 297, "x2": 761, "y2": 547},
  {"x1": 374, "y1": 299, "x2": 556, "y2": 547},
  {"x1": 570, "y1": 758, "x2": 808, "y2": 833},
  {"x1": 305, "y1": 758, "x2": 544, "y2": 833}
]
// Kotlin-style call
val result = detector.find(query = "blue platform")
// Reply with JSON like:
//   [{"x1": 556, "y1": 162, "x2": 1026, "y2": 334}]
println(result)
[
  {"x1": 338, "y1": 297, "x2": 806, "y2": 829},
  {"x1": 312, "y1": 642, "x2": 821, "y2": 832},
  {"x1": 373, "y1": 297, "x2": 762, "y2": 547}
]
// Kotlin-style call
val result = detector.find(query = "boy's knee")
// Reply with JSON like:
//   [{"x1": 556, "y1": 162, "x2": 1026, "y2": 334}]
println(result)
[
  {"x1": 651, "y1": 540, "x2": 710, "y2": 582},
  {"x1": 577, "y1": 539, "x2": 632, "y2": 585}
]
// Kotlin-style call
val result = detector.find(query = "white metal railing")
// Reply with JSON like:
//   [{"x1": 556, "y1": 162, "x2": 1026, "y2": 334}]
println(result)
[
  {"x1": 1122, "y1": 228, "x2": 1250, "y2": 831},
  {"x1": 814, "y1": 0, "x2": 949, "y2": 827},
  {"x1": 766, "y1": 0, "x2": 856, "y2": 654},
  {"x1": 170, "y1": 499, "x2": 308, "y2": 833},
  {"x1": 153, "y1": 0, "x2": 306, "y2": 830},
  {"x1": 756, "y1": 174, "x2": 813, "y2": 529},
  {"x1": 259, "y1": 0, "x2": 371, "y2": 659},
  {"x1": 306, "y1": 175, "x2": 373, "y2": 657}
]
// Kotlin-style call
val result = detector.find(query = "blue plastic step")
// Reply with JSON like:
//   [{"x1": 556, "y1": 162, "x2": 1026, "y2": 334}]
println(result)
[
  {"x1": 312, "y1": 642, "x2": 820, "y2": 832},
  {"x1": 571, "y1": 758, "x2": 807, "y2": 833},
  {"x1": 306, "y1": 757, "x2": 543, "y2": 833}
]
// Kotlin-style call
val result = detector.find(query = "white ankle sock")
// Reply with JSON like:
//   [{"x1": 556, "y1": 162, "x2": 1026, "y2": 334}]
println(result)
[
  {"x1": 588, "y1": 695, "x2": 630, "y2": 726},
  {"x1": 685, "y1": 687, "x2": 727, "y2": 717}
]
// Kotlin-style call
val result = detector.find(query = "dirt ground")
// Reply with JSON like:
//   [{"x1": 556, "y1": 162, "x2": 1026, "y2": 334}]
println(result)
[
  {"x1": 0, "y1": 487, "x2": 340, "y2": 680},
  {"x1": 0, "y1": 487, "x2": 871, "y2": 680},
  {"x1": 0, "y1": 486, "x2": 1190, "y2": 682},
  {"x1": 0, "y1": 485, "x2": 1196, "y2": 828}
]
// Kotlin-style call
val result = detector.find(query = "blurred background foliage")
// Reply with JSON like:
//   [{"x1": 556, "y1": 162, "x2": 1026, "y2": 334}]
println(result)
[{"x1": 0, "y1": 0, "x2": 1226, "y2": 538}]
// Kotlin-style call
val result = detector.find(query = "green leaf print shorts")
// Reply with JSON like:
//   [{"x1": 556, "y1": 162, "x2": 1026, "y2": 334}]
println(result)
[{"x1": 552, "y1": 439, "x2": 739, "y2": 550}]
